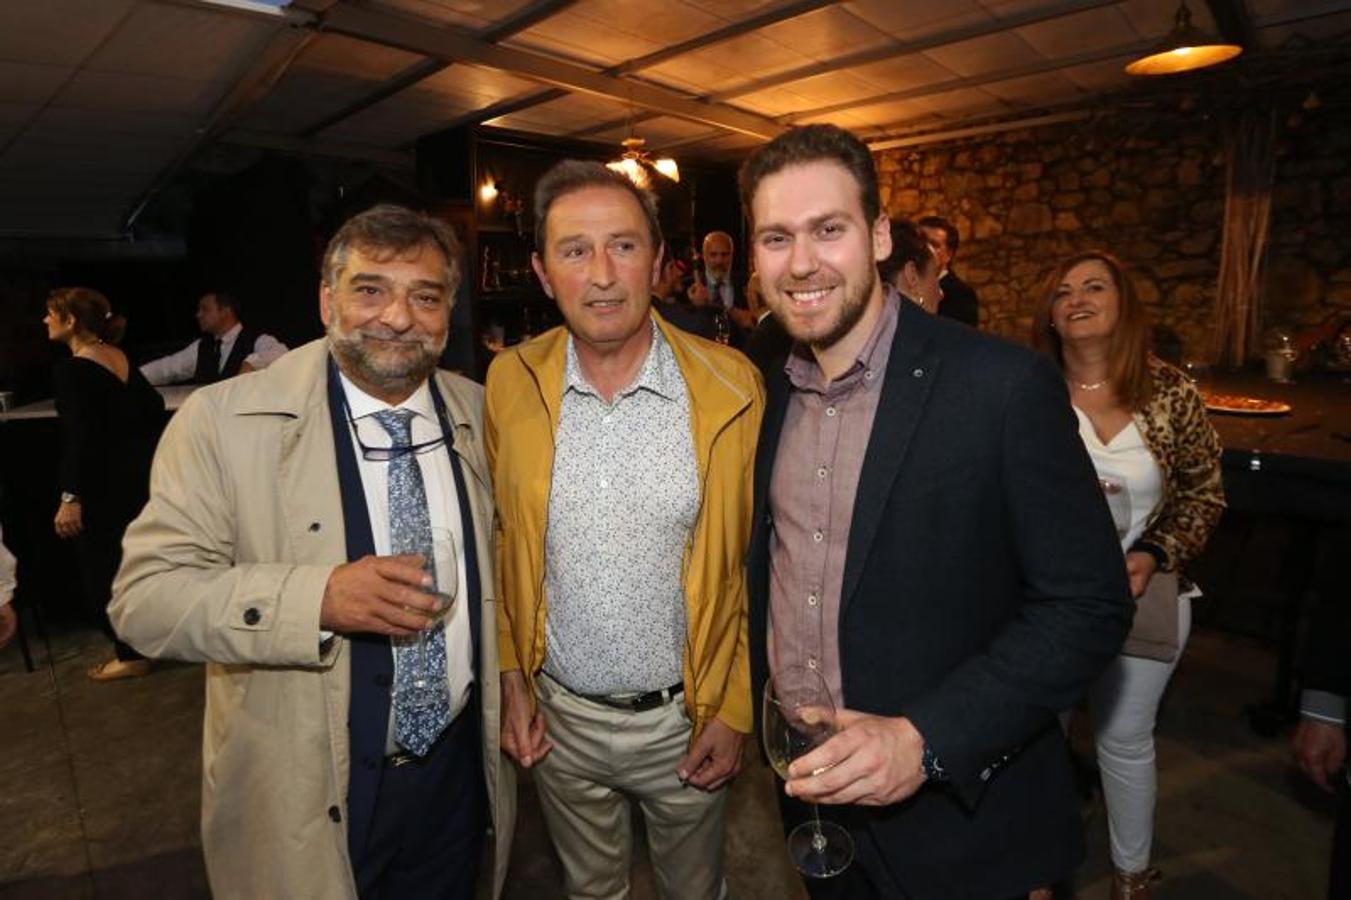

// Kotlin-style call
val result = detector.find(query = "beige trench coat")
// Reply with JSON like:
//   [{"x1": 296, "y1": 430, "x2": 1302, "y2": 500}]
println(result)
[{"x1": 110, "y1": 339, "x2": 515, "y2": 900}]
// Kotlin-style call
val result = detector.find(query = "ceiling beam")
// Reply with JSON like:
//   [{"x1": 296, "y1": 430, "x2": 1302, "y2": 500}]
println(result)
[
  {"x1": 298, "y1": 0, "x2": 581, "y2": 137},
  {"x1": 387, "y1": 0, "x2": 845, "y2": 136},
  {"x1": 318, "y1": 3, "x2": 786, "y2": 139},
  {"x1": 123, "y1": 20, "x2": 321, "y2": 231},
  {"x1": 1205, "y1": 0, "x2": 1256, "y2": 47},
  {"x1": 867, "y1": 110, "x2": 1094, "y2": 150},
  {"x1": 782, "y1": 39, "x2": 1151, "y2": 123},
  {"x1": 706, "y1": 0, "x2": 1122, "y2": 102},
  {"x1": 222, "y1": 128, "x2": 414, "y2": 166},
  {"x1": 433, "y1": 87, "x2": 569, "y2": 133}
]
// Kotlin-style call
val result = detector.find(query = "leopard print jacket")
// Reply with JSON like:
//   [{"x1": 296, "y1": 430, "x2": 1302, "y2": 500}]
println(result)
[{"x1": 1133, "y1": 356, "x2": 1227, "y2": 572}]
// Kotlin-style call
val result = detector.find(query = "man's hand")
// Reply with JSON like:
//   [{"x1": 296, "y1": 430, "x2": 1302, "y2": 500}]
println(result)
[
  {"x1": 0, "y1": 604, "x2": 16, "y2": 651},
  {"x1": 239, "y1": 361, "x2": 257, "y2": 374},
  {"x1": 1292, "y1": 718, "x2": 1347, "y2": 792},
  {"x1": 500, "y1": 670, "x2": 551, "y2": 768},
  {"x1": 318, "y1": 554, "x2": 439, "y2": 637},
  {"x1": 54, "y1": 500, "x2": 82, "y2": 539},
  {"x1": 677, "y1": 717, "x2": 743, "y2": 791},
  {"x1": 1125, "y1": 551, "x2": 1157, "y2": 599},
  {"x1": 785, "y1": 710, "x2": 926, "y2": 806}
]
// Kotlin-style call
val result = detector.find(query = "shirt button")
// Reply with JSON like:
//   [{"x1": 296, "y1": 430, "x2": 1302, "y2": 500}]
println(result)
[
  {"x1": 807, "y1": 594, "x2": 819, "y2": 607},
  {"x1": 812, "y1": 530, "x2": 823, "y2": 543},
  {"x1": 816, "y1": 466, "x2": 828, "y2": 479},
  {"x1": 599, "y1": 478, "x2": 609, "y2": 489},
  {"x1": 807, "y1": 657, "x2": 819, "y2": 670},
  {"x1": 912, "y1": 367, "x2": 924, "y2": 378},
  {"x1": 864, "y1": 370, "x2": 875, "y2": 380},
  {"x1": 825, "y1": 406, "x2": 837, "y2": 417}
]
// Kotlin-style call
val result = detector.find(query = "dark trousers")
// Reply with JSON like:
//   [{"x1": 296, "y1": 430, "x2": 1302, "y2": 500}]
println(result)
[
  {"x1": 779, "y1": 792, "x2": 1043, "y2": 900},
  {"x1": 354, "y1": 704, "x2": 485, "y2": 900},
  {"x1": 1331, "y1": 787, "x2": 1349, "y2": 900},
  {"x1": 75, "y1": 509, "x2": 141, "y2": 662}
]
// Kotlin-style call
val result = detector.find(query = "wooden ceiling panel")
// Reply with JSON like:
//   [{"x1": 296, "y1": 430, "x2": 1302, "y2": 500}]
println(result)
[
  {"x1": 1014, "y1": 6, "x2": 1143, "y2": 57},
  {"x1": 0, "y1": 61, "x2": 71, "y2": 106},
  {"x1": 377, "y1": 0, "x2": 542, "y2": 31},
  {"x1": 753, "y1": 6, "x2": 891, "y2": 59},
  {"x1": 86, "y1": 4, "x2": 265, "y2": 81},
  {"x1": 0, "y1": 0, "x2": 136, "y2": 67},
  {"x1": 57, "y1": 69, "x2": 220, "y2": 116},
  {"x1": 844, "y1": 0, "x2": 993, "y2": 42},
  {"x1": 921, "y1": 30, "x2": 1043, "y2": 78},
  {"x1": 846, "y1": 53, "x2": 961, "y2": 93}
]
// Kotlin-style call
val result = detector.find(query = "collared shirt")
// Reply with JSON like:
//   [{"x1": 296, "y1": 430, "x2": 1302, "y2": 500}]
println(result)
[
  {"x1": 338, "y1": 371, "x2": 475, "y2": 733},
  {"x1": 768, "y1": 290, "x2": 901, "y2": 704},
  {"x1": 543, "y1": 322, "x2": 698, "y2": 695},
  {"x1": 140, "y1": 322, "x2": 289, "y2": 386}
]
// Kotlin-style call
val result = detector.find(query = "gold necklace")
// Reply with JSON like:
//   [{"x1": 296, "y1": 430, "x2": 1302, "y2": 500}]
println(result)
[{"x1": 1077, "y1": 379, "x2": 1109, "y2": 391}]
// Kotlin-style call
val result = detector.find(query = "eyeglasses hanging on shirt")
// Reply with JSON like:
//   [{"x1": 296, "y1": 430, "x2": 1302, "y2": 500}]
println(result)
[{"x1": 340, "y1": 391, "x2": 451, "y2": 462}]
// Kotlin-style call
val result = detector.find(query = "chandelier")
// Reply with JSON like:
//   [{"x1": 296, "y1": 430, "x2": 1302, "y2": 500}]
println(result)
[{"x1": 607, "y1": 137, "x2": 680, "y2": 189}]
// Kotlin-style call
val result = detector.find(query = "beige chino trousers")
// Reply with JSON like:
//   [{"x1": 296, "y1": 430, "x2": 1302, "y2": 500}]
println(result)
[{"x1": 534, "y1": 674, "x2": 730, "y2": 900}]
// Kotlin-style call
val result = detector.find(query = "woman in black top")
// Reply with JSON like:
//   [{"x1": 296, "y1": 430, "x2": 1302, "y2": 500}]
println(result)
[{"x1": 44, "y1": 287, "x2": 164, "y2": 680}]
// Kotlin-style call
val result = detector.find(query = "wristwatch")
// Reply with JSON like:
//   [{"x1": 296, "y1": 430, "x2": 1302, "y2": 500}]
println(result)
[
  {"x1": 60, "y1": 492, "x2": 79, "y2": 504},
  {"x1": 920, "y1": 743, "x2": 948, "y2": 782}
]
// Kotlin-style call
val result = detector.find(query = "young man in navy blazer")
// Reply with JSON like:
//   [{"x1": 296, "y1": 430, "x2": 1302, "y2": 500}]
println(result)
[{"x1": 741, "y1": 124, "x2": 1133, "y2": 899}]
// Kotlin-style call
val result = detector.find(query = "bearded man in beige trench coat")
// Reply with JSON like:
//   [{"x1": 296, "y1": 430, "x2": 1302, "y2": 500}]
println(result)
[{"x1": 110, "y1": 205, "x2": 514, "y2": 900}]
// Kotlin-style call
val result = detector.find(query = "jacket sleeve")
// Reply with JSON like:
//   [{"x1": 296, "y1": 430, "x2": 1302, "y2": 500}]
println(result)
[
  {"x1": 1139, "y1": 379, "x2": 1226, "y2": 571},
  {"x1": 109, "y1": 391, "x2": 334, "y2": 667},
  {"x1": 714, "y1": 369, "x2": 765, "y2": 735},
  {"x1": 483, "y1": 357, "x2": 522, "y2": 674},
  {"x1": 904, "y1": 353, "x2": 1134, "y2": 805}
]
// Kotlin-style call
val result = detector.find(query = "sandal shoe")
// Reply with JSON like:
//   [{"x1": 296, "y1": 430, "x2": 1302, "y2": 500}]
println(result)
[
  {"x1": 1111, "y1": 867, "x2": 1160, "y2": 900},
  {"x1": 87, "y1": 659, "x2": 152, "y2": 681}
]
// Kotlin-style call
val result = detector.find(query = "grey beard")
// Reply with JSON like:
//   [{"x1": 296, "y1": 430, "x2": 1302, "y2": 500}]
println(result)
[{"x1": 326, "y1": 322, "x2": 446, "y2": 397}]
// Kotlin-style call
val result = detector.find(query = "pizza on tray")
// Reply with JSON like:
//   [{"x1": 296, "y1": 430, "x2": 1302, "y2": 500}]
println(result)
[{"x1": 1201, "y1": 391, "x2": 1292, "y2": 415}]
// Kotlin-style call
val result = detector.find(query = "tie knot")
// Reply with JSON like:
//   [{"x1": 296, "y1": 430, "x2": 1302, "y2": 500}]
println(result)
[{"x1": 371, "y1": 408, "x2": 416, "y2": 447}]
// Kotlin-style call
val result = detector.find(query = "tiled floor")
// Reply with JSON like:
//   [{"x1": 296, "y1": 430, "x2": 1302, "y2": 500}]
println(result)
[{"x1": 0, "y1": 621, "x2": 1337, "y2": 899}]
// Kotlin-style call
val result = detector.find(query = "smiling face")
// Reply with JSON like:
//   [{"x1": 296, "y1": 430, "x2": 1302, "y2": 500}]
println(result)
[
  {"x1": 1050, "y1": 258, "x2": 1121, "y2": 346},
  {"x1": 320, "y1": 240, "x2": 452, "y2": 404},
  {"x1": 532, "y1": 184, "x2": 660, "y2": 357},
  {"x1": 750, "y1": 160, "x2": 891, "y2": 353},
  {"x1": 702, "y1": 232, "x2": 733, "y2": 281}
]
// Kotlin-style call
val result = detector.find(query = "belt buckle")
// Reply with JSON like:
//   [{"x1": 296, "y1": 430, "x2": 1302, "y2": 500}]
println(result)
[{"x1": 629, "y1": 690, "x2": 663, "y2": 713}]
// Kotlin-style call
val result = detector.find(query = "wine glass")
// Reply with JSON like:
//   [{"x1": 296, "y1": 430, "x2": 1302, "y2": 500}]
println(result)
[
  {"x1": 763, "y1": 666, "x2": 854, "y2": 878},
  {"x1": 400, "y1": 526, "x2": 457, "y2": 709}
]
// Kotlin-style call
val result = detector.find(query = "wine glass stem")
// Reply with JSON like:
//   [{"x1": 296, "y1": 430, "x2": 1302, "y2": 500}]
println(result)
[{"x1": 810, "y1": 804, "x2": 827, "y2": 853}]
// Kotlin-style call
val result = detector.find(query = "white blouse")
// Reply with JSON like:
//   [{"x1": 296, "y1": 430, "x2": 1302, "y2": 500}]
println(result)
[{"x1": 1073, "y1": 407, "x2": 1163, "y2": 552}]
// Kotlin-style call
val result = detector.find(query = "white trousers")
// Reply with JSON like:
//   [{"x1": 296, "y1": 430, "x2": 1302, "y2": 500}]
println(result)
[
  {"x1": 533, "y1": 674, "x2": 730, "y2": 900},
  {"x1": 1088, "y1": 596, "x2": 1193, "y2": 874}
]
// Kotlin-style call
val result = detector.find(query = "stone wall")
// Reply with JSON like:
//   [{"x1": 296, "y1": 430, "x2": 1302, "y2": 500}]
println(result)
[{"x1": 875, "y1": 109, "x2": 1351, "y2": 359}]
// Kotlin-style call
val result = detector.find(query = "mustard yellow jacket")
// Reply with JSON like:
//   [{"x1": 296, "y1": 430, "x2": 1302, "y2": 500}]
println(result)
[{"x1": 485, "y1": 313, "x2": 764, "y2": 736}]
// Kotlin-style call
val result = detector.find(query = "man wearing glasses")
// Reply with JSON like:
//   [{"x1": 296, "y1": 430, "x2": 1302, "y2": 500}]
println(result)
[{"x1": 110, "y1": 205, "x2": 513, "y2": 900}]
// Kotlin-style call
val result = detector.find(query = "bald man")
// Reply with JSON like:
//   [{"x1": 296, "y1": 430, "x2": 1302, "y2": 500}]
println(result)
[{"x1": 700, "y1": 232, "x2": 755, "y2": 337}]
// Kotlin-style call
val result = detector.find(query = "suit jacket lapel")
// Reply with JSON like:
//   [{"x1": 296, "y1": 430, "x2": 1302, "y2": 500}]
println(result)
[{"x1": 840, "y1": 302, "x2": 941, "y2": 615}]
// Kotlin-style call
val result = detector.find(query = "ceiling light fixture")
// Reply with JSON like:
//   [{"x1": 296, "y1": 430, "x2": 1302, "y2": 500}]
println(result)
[
  {"x1": 607, "y1": 136, "x2": 680, "y2": 190},
  {"x1": 1125, "y1": 1, "x2": 1242, "y2": 76}
]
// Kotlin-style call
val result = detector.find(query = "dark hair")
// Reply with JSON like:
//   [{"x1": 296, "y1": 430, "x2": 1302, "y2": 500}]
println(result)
[
  {"x1": 917, "y1": 215, "x2": 958, "y2": 254},
  {"x1": 47, "y1": 287, "x2": 126, "y2": 344},
  {"x1": 738, "y1": 124, "x2": 880, "y2": 226},
  {"x1": 205, "y1": 289, "x2": 240, "y2": 315},
  {"x1": 532, "y1": 160, "x2": 662, "y2": 260},
  {"x1": 1031, "y1": 250, "x2": 1153, "y2": 410},
  {"x1": 878, "y1": 219, "x2": 936, "y2": 286},
  {"x1": 323, "y1": 204, "x2": 462, "y2": 289}
]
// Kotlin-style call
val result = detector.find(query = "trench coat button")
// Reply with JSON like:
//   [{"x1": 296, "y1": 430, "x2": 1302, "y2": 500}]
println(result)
[
  {"x1": 362, "y1": 756, "x2": 378, "y2": 771},
  {"x1": 308, "y1": 522, "x2": 321, "y2": 532},
  {"x1": 328, "y1": 805, "x2": 342, "y2": 823},
  {"x1": 243, "y1": 607, "x2": 261, "y2": 626},
  {"x1": 375, "y1": 672, "x2": 392, "y2": 688}
]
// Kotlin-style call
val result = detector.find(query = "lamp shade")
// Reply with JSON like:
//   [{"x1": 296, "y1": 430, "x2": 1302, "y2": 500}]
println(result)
[{"x1": 1125, "y1": 2, "x2": 1242, "y2": 76}]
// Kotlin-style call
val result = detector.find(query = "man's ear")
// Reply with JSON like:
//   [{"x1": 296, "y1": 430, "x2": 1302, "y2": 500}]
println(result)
[
  {"x1": 872, "y1": 214, "x2": 892, "y2": 264},
  {"x1": 318, "y1": 282, "x2": 333, "y2": 328},
  {"x1": 531, "y1": 252, "x2": 555, "y2": 300}
]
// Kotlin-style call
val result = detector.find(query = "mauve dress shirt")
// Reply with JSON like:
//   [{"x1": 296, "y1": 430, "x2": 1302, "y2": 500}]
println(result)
[{"x1": 767, "y1": 291, "x2": 900, "y2": 705}]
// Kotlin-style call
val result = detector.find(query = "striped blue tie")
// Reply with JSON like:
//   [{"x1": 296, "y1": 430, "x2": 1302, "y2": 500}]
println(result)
[{"x1": 372, "y1": 408, "x2": 450, "y2": 756}]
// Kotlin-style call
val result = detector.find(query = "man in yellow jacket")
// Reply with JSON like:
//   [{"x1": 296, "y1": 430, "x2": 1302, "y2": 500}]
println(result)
[{"x1": 486, "y1": 159, "x2": 763, "y2": 900}]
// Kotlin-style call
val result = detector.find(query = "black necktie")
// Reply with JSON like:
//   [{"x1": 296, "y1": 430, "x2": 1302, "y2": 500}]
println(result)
[{"x1": 206, "y1": 337, "x2": 222, "y2": 373}]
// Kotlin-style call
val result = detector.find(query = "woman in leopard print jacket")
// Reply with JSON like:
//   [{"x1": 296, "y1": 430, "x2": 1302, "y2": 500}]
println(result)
[{"x1": 1034, "y1": 250, "x2": 1225, "y2": 900}]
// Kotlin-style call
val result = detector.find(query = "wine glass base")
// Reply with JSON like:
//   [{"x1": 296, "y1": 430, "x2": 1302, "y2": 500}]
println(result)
[{"x1": 787, "y1": 820, "x2": 854, "y2": 879}]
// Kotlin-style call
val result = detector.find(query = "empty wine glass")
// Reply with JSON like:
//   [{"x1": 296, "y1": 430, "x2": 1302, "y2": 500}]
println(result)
[
  {"x1": 763, "y1": 665, "x2": 854, "y2": 878},
  {"x1": 400, "y1": 526, "x2": 457, "y2": 709}
]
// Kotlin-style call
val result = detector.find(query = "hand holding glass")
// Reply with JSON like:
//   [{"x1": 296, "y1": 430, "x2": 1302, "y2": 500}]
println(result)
[{"x1": 763, "y1": 666, "x2": 854, "y2": 878}]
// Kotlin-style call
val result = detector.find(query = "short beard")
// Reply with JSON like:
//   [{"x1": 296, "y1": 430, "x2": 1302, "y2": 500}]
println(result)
[
  {"x1": 326, "y1": 320, "x2": 446, "y2": 399},
  {"x1": 776, "y1": 265, "x2": 877, "y2": 353}
]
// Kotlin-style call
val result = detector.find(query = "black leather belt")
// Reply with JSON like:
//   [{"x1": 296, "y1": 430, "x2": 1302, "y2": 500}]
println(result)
[{"x1": 580, "y1": 682, "x2": 685, "y2": 713}]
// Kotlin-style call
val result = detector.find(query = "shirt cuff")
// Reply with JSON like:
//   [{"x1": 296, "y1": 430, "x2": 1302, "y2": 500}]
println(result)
[{"x1": 1300, "y1": 689, "x2": 1346, "y2": 725}]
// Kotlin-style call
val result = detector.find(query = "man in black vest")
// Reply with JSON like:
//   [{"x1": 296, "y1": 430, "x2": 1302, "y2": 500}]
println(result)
[{"x1": 140, "y1": 290, "x2": 288, "y2": 385}]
